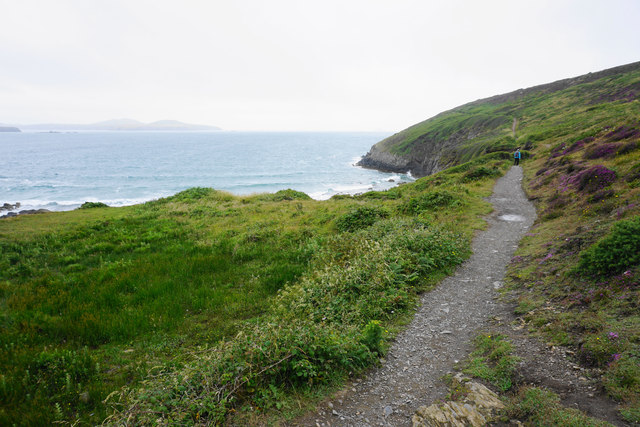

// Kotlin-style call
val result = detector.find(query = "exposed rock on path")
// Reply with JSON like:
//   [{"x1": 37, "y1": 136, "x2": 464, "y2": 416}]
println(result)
[{"x1": 291, "y1": 166, "x2": 536, "y2": 426}]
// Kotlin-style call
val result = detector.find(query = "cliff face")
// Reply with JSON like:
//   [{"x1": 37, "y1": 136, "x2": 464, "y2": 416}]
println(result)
[{"x1": 358, "y1": 61, "x2": 640, "y2": 177}]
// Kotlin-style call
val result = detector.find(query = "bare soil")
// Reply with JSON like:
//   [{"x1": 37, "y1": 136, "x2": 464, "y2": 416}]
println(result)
[{"x1": 286, "y1": 166, "x2": 627, "y2": 427}]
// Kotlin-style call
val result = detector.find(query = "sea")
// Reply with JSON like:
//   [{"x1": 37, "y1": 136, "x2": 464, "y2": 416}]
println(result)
[{"x1": 0, "y1": 131, "x2": 413, "y2": 214}]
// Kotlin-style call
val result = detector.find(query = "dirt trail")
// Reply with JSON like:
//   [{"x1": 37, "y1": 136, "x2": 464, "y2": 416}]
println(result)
[{"x1": 288, "y1": 166, "x2": 535, "y2": 426}]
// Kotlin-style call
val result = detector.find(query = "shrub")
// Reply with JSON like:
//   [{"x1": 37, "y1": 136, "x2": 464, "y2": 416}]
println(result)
[
  {"x1": 617, "y1": 140, "x2": 638, "y2": 156},
  {"x1": 535, "y1": 167, "x2": 549, "y2": 176},
  {"x1": 79, "y1": 202, "x2": 109, "y2": 209},
  {"x1": 577, "y1": 216, "x2": 640, "y2": 275},
  {"x1": 587, "y1": 189, "x2": 614, "y2": 203},
  {"x1": 398, "y1": 190, "x2": 459, "y2": 214},
  {"x1": 568, "y1": 165, "x2": 616, "y2": 193},
  {"x1": 606, "y1": 125, "x2": 640, "y2": 141},
  {"x1": 335, "y1": 206, "x2": 389, "y2": 232},
  {"x1": 263, "y1": 189, "x2": 311, "y2": 201},
  {"x1": 168, "y1": 187, "x2": 215, "y2": 202},
  {"x1": 361, "y1": 320, "x2": 384, "y2": 355},
  {"x1": 462, "y1": 166, "x2": 501, "y2": 182},
  {"x1": 583, "y1": 143, "x2": 621, "y2": 159}
]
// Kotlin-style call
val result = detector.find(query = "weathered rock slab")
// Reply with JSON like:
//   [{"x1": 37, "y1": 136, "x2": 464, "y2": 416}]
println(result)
[{"x1": 412, "y1": 374, "x2": 504, "y2": 427}]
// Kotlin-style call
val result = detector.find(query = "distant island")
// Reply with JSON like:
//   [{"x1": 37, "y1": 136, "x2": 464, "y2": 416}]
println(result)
[
  {"x1": 0, "y1": 126, "x2": 21, "y2": 132},
  {"x1": 11, "y1": 119, "x2": 221, "y2": 131}
]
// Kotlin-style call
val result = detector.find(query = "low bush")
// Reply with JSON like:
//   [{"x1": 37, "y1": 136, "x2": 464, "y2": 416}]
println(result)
[
  {"x1": 335, "y1": 206, "x2": 389, "y2": 232},
  {"x1": 462, "y1": 166, "x2": 501, "y2": 182},
  {"x1": 583, "y1": 143, "x2": 621, "y2": 160},
  {"x1": 618, "y1": 140, "x2": 638, "y2": 156},
  {"x1": 167, "y1": 187, "x2": 215, "y2": 202},
  {"x1": 260, "y1": 189, "x2": 312, "y2": 201},
  {"x1": 577, "y1": 216, "x2": 640, "y2": 275},
  {"x1": 568, "y1": 165, "x2": 616, "y2": 193},
  {"x1": 398, "y1": 190, "x2": 459, "y2": 214},
  {"x1": 79, "y1": 202, "x2": 109, "y2": 209},
  {"x1": 606, "y1": 125, "x2": 640, "y2": 141}
]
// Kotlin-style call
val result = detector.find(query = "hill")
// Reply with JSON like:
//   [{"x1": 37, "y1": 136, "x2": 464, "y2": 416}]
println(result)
[
  {"x1": 358, "y1": 60, "x2": 640, "y2": 424},
  {"x1": 0, "y1": 126, "x2": 21, "y2": 132},
  {"x1": 358, "y1": 61, "x2": 640, "y2": 177},
  {"x1": 16, "y1": 119, "x2": 221, "y2": 131}
]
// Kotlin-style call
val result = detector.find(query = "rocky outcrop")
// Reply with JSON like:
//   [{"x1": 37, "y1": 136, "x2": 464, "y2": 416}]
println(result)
[
  {"x1": 0, "y1": 126, "x2": 21, "y2": 132},
  {"x1": 1, "y1": 202, "x2": 21, "y2": 211},
  {"x1": 357, "y1": 129, "x2": 463, "y2": 177},
  {"x1": 1, "y1": 208, "x2": 50, "y2": 219},
  {"x1": 412, "y1": 374, "x2": 506, "y2": 427}
]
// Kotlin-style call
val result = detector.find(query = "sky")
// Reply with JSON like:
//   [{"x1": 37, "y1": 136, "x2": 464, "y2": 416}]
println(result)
[{"x1": 1, "y1": 0, "x2": 639, "y2": 131}]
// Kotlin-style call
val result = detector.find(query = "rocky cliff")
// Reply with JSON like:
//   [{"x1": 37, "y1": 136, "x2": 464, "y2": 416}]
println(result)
[{"x1": 358, "y1": 61, "x2": 640, "y2": 177}]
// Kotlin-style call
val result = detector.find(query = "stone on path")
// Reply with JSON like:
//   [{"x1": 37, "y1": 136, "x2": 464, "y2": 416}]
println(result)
[{"x1": 412, "y1": 374, "x2": 504, "y2": 427}]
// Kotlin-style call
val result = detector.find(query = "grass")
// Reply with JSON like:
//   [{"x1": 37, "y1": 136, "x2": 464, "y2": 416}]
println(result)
[
  {"x1": 503, "y1": 116, "x2": 640, "y2": 422},
  {"x1": 3, "y1": 62, "x2": 640, "y2": 424},
  {"x1": 0, "y1": 160, "x2": 505, "y2": 425},
  {"x1": 460, "y1": 333, "x2": 614, "y2": 426}
]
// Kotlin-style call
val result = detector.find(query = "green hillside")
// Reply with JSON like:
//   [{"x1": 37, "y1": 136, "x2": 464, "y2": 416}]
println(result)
[
  {"x1": 360, "y1": 60, "x2": 640, "y2": 423},
  {"x1": 0, "y1": 170, "x2": 504, "y2": 424},
  {"x1": 358, "y1": 61, "x2": 640, "y2": 177}
]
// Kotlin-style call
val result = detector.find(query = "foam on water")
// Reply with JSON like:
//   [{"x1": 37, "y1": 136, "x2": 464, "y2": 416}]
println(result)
[{"x1": 0, "y1": 131, "x2": 412, "y2": 213}]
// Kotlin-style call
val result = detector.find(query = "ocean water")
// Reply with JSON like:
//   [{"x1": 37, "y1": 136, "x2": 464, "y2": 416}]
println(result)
[{"x1": 0, "y1": 131, "x2": 412, "y2": 213}]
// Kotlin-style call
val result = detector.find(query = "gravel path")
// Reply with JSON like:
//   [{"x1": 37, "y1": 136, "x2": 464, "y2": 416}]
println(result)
[{"x1": 291, "y1": 166, "x2": 536, "y2": 426}]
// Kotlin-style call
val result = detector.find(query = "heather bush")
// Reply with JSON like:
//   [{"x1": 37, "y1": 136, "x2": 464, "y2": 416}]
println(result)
[
  {"x1": 617, "y1": 140, "x2": 638, "y2": 156},
  {"x1": 583, "y1": 142, "x2": 621, "y2": 159},
  {"x1": 577, "y1": 216, "x2": 640, "y2": 275},
  {"x1": 606, "y1": 125, "x2": 640, "y2": 141},
  {"x1": 535, "y1": 167, "x2": 548, "y2": 176},
  {"x1": 568, "y1": 165, "x2": 616, "y2": 193}
]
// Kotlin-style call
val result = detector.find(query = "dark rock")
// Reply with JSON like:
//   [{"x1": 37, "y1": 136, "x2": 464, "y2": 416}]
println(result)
[{"x1": 1, "y1": 202, "x2": 20, "y2": 211}]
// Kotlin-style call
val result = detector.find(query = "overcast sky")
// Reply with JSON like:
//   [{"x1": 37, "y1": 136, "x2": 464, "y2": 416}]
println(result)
[{"x1": 1, "y1": 0, "x2": 639, "y2": 131}]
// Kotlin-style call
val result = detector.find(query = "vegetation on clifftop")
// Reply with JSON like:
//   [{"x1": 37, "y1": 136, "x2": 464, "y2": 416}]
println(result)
[{"x1": 0, "y1": 160, "x2": 506, "y2": 425}]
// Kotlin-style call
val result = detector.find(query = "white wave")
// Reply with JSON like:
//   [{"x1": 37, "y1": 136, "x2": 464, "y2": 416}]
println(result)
[{"x1": 3, "y1": 194, "x2": 171, "y2": 213}]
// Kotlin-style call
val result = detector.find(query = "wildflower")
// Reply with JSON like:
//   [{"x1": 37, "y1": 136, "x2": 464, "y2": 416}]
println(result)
[{"x1": 608, "y1": 332, "x2": 619, "y2": 340}]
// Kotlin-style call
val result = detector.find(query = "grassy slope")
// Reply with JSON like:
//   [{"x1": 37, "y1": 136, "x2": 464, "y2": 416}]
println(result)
[
  {"x1": 0, "y1": 164, "x2": 505, "y2": 425},
  {"x1": 375, "y1": 62, "x2": 640, "y2": 167},
  {"x1": 352, "y1": 62, "x2": 640, "y2": 423}
]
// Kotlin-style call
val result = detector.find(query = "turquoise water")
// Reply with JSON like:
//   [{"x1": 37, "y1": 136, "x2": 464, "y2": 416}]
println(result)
[{"x1": 0, "y1": 131, "x2": 412, "y2": 212}]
